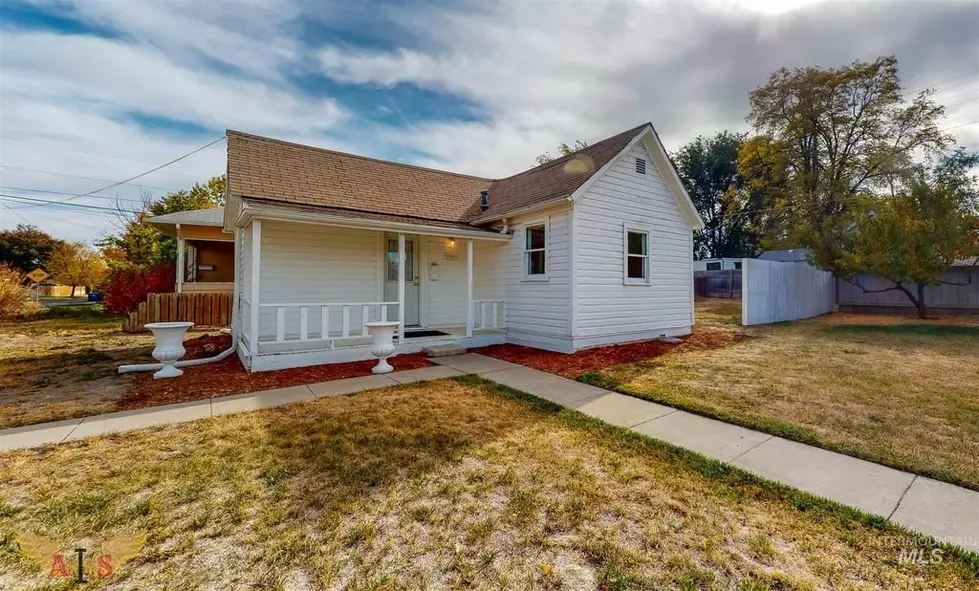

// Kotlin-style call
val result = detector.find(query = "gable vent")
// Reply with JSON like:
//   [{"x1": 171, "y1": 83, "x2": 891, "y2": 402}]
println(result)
[{"x1": 635, "y1": 157, "x2": 646, "y2": 174}]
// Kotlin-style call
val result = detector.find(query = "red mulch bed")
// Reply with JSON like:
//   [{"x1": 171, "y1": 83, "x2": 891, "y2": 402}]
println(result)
[
  {"x1": 118, "y1": 334, "x2": 433, "y2": 410},
  {"x1": 472, "y1": 329, "x2": 742, "y2": 379}
]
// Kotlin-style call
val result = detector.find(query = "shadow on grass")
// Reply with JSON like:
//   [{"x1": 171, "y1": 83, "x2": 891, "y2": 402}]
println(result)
[{"x1": 821, "y1": 324, "x2": 979, "y2": 338}]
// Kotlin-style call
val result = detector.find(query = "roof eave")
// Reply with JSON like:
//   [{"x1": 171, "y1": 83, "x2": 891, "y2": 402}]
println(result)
[{"x1": 469, "y1": 195, "x2": 573, "y2": 225}]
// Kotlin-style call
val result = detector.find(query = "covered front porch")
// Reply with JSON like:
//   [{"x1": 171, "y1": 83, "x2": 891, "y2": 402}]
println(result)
[{"x1": 237, "y1": 206, "x2": 510, "y2": 372}]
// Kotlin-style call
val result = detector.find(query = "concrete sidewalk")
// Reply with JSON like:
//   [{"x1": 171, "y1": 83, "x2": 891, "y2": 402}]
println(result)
[{"x1": 1, "y1": 354, "x2": 976, "y2": 553}]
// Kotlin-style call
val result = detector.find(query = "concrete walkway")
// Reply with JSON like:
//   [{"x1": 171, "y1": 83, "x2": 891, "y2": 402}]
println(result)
[{"x1": 1, "y1": 354, "x2": 976, "y2": 553}]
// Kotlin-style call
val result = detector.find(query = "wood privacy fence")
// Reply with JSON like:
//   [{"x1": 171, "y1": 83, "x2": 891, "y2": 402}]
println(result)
[
  {"x1": 694, "y1": 269, "x2": 742, "y2": 298},
  {"x1": 122, "y1": 292, "x2": 233, "y2": 332},
  {"x1": 742, "y1": 259, "x2": 835, "y2": 325},
  {"x1": 837, "y1": 269, "x2": 979, "y2": 314}
]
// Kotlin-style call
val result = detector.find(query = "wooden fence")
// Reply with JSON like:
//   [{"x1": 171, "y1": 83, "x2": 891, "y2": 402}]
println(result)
[
  {"x1": 122, "y1": 292, "x2": 233, "y2": 332},
  {"x1": 694, "y1": 269, "x2": 742, "y2": 298},
  {"x1": 837, "y1": 268, "x2": 979, "y2": 314},
  {"x1": 743, "y1": 259, "x2": 835, "y2": 325}
]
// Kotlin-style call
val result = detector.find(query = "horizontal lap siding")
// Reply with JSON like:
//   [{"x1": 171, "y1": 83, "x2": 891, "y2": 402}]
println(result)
[
  {"x1": 505, "y1": 210, "x2": 572, "y2": 338},
  {"x1": 575, "y1": 143, "x2": 694, "y2": 339},
  {"x1": 424, "y1": 238, "x2": 507, "y2": 327},
  {"x1": 258, "y1": 221, "x2": 379, "y2": 340}
]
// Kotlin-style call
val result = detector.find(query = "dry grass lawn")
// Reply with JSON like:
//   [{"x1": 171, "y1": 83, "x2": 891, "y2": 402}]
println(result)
[
  {"x1": 1, "y1": 377, "x2": 975, "y2": 590},
  {"x1": 0, "y1": 306, "x2": 157, "y2": 429},
  {"x1": 584, "y1": 299, "x2": 979, "y2": 490}
]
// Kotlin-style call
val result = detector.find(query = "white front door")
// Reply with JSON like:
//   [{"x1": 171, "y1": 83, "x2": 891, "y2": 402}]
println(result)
[{"x1": 383, "y1": 234, "x2": 420, "y2": 326}]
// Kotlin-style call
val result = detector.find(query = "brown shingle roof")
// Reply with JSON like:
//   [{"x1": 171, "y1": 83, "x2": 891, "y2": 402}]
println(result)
[{"x1": 227, "y1": 124, "x2": 649, "y2": 226}]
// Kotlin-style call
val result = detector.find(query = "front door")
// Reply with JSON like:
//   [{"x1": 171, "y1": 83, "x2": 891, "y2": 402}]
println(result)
[{"x1": 383, "y1": 235, "x2": 420, "y2": 325}]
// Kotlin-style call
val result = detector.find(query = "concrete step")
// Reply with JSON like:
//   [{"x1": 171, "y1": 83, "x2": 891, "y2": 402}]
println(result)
[{"x1": 423, "y1": 343, "x2": 467, "y2": 358}]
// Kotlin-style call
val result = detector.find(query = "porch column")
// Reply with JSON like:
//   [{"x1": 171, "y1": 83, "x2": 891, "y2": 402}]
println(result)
[
  {"x1": 397, "y1": 232, "x2": 406, "y2": 343},
  {"x1": 250, "y1": 219, "x2": 262, "y2": 350},
  {"x1": 175, "y1": 225, "x2": 184, "y2": 293},
  {"x1": 466, "y1": 239, "x2": 474, "y2": 337}
]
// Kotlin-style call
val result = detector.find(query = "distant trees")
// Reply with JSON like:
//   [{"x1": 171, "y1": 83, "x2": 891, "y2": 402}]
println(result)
[
  {"x1": 535, "y1": 140, "x2": 588, "y2": 166},
  {"x1": 673, "y1": 132, "x2": 763, "y2": 258},
  {"x1": 0, "y1": 225, "x2": 64, "y2": 274},
  {"x1": 48, "y1": 242, "x2": 108, "y2": 296}
]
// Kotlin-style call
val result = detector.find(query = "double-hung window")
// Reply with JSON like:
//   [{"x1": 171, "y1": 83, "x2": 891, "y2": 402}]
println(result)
[
  {"x1": 624, "y1": 224, "x2": 649, "y2": 284},
  {"x1": 524, "y1": 223, "x2": 547, "y2": 279}
]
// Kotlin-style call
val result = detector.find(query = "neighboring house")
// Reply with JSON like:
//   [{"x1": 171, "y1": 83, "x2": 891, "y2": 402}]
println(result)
[
  {"x1": 758, "y1": 249, "x2": 810, "y2": 263},
  {"x1": 212, "y1": 123, "x2": 702, "y2": 372},
  {"x1": 147, "y1": 208, "x2": 234, "y2": 293},
  {"x1": 693, "y1": 258, "x2": 742, "y2": 271}
]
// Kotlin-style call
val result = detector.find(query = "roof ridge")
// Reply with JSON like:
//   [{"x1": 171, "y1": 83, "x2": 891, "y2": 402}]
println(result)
[
  {"x1": 226, "y1": 129, "x2": 495, "y2": 183},
  {"x1": 494, "y1": 123, "x2": 650, "y2": 182}
]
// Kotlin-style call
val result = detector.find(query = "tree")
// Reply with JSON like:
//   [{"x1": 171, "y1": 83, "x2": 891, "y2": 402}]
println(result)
[
  {"x1": 840, "y1": 150, "x2": 979, "y2": 317},
  {"x1": 98, "y1": 175, "x2": 226, "y2": 269},
  {"x1": 535, "y1": 140, "x2": 588, "y2": 166},
  {"x1": 744, "y1": 56, "x2": 950, "y2": 270},
  {"x1": 48, "y1": 242, "x2": 109, "y2": 296},
  {"x1": 0, "y1": 225, "x2": 65, "y2": 274},
  {"x1": 673, "y1": 131, "x2": 763, "y2": 258}
]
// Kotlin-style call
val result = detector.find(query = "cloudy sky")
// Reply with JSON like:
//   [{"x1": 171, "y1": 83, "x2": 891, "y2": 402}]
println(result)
[{"x1": 1, "y1": 0, "x2": 977, "y2": 243}]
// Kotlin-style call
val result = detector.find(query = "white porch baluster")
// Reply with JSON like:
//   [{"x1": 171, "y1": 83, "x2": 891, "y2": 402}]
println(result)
[
  {"x1": 362, "y1": 304, "x2": 370, "y2": 336},
  {"x1": 479, "y1": 301, "x2": 488, "y2": 330},
  {"x1": 381, "y1": 304, "x2": 388, "y2": 321},
  {"x1": 275, "y1": 306, "x2": 285, "y2": 342},
  {"x1": 321, "y1": 306, "x2": 330, "y2": 340},
  {"x1": 342, "y1": 305, "x2": 350, "y2": 338},
  {"x1": 492, "y1": 301, "x2": 498, "y2": 328},
  {"x1": 300, "y1": 307, "x2": 308, "y2": 341}
]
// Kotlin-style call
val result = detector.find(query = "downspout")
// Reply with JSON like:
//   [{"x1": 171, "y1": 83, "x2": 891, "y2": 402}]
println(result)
[{"x1": 119, "y1": 227, "x2": 241, "y2": 374}]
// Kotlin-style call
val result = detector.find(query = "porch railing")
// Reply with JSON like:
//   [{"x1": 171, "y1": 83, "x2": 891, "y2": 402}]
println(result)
[
  {"x1": 258, "y1": 301, "x2": 398, "y2": 346},
  {"x1": 473, "y1": 299, "x2": 506, "y2": 330}
]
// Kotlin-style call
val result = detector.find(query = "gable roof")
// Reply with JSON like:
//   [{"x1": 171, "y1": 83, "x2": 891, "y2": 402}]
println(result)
[
  {"x1": 227, "y1": 123, "x2": 700, "y2": 229},
  {"x1": 227, "y1": 130, "x2": 492, "y2": 223},
  {"x1": 476, "y1": 124, "x2": 648, "y2": 220},
  {"x1": 146, "y1": 207, "x2": 224, "y2": 227}
]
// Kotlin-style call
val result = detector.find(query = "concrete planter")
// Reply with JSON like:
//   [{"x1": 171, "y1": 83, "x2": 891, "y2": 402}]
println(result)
[
  {"x1": 145, "y1": 322, "x2": 195, "y2": 379},
  {"x1": 365, "y1": 321, "x2": 400, "y2": 374}
]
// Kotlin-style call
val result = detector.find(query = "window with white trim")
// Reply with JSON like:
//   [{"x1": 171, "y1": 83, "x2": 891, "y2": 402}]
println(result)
[
  {"x1": 624, "y1": 226, "x2": 649, "y2": 283},
  {"x1": 524, "y1": 223, "x2": 547, "y2": 278}
]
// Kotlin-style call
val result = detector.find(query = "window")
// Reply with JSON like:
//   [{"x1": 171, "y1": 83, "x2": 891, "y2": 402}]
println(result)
[
  {"x1": 706, "y1": 261, "x2": 721, "y2": 271},
  {"x1": 635, "y1": 157, "x2": 646, "y2": 174},
  {"x1": 524, "y1": 223, "x2": 547, "y2": 278},
  {"x1": 386, "y1": 238, "x2": 413, "y2": 281},
  {"x1": 624, "y1": 226, "x2": 649, "y2": 284},
  {"x1": 734, "y1": 261, "x2": 743, "y2": 270}
]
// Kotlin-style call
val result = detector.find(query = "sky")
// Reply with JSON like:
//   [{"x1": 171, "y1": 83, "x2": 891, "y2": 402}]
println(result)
[{"x1": 0, "y1": 0, "x2": 977, "y2": 244}]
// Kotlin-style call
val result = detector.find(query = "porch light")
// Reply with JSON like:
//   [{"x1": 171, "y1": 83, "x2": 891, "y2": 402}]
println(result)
[{"x1": 449, "y1": 238, "x2": 456, "y2": 246}]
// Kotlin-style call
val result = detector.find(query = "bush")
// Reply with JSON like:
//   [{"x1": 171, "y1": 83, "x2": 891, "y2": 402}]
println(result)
[
  {"x1": 0, "y1": 264, "x2": 30, "y2": 319},
  {"x1": 102, "y1": 264, "x2": 175, "y2": 315}
]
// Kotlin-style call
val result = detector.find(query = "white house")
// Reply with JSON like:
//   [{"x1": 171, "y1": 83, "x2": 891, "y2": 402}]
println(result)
[{"x1": 217, "y1": 123, "x2": 704, "y2": 372}]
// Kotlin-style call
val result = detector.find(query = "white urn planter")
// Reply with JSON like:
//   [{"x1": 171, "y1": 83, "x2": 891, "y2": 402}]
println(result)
[
  {"x1": 365, "y1": 321, "x2": 400, "y2": 374},
  {"x1": 145, "y1": 322, "x2": 195, "y2": 379}
]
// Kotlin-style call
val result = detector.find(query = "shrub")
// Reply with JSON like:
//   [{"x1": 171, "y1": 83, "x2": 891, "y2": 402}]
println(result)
[
  {"x1": 0, "y1": 264, "x2": 30, "y2": 319},
  {"x1": 102, "y1": 264, "x2": 175, "y2": 315}
]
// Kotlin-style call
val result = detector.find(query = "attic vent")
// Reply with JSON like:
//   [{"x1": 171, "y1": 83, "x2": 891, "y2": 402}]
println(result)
[
  {"x1": 480, "y1": 190, "x2": 489, "y2": 211},
  {"x1": 635, "y1": 157, "x2": 646, "y2": 174}
]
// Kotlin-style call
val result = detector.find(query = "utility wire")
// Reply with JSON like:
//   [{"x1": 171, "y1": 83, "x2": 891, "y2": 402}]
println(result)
[
  {"x1": 0, "y1": 164, "x2": 181, "y2": 192},
  {"x1": 0, "y1": 193, "x2": 129, "y2": 213},
  {"x1": 0, "y1": 186, "x2": 147, "y2": 205}
]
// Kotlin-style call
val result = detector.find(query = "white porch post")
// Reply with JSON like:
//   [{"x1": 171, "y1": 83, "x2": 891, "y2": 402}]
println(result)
[
  {"x1": 397, "y1": 232, "x2": 406, "y2": 343},
  {"x1": 466, "y1": 239, "x2": 474, "y2": 337},
  {"x1": 175, "y1": 225, "x2": 184, "y2": 293},
  {"x1": 250, "y1": 219, "x2": 262, "y2": 350}
]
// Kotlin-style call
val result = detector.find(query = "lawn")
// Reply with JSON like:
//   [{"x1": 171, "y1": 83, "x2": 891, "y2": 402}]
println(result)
[
  {"x1": 0, "y1": 307, "x2": 430, "y2": 430},
  {"x1": 1, "y1": 377, "x2": 974, "y2": 590},
  {"x1": 582, "y1": 299, "x2": 979, "y2": 491}
]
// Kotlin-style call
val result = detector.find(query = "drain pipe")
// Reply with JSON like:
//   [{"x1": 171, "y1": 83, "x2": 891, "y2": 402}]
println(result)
[{"x1": 119, "y1": 228, "x2": 241, "y2": 374}]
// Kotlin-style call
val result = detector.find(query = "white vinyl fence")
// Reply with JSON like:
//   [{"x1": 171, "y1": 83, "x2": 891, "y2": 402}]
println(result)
[{"x1": 742, "y1": 259, "x2": 835, "y2": 325}]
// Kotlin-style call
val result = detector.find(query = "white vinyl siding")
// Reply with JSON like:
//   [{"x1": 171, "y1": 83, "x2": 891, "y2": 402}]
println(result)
[
  {"x1": 257, "y1": 221, "x2": 380, "y2": 341},
  {"x1": 424, "y1": 237, "x2": 507, "y2": 327},
  {"x1": 504, "y1": 209, "x2": 572, "y2": 345},
  {"x1": 574, "y1": 142, "x2": 694, "y2": 341}
]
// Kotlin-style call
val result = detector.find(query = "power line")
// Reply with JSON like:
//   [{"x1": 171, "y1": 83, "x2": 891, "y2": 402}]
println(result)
[
  {"x1": 2, "y1": 202, "x2": 108, "y2": 231},
  {"x1": 0, "y1": 193, "x2": 128, "y2": 213},
  {"x1": 907, "y1": 70, "x2": 979, "y2": 96},
  {"x1": 941, "y1": 119, "x2": 979, "y2": 133},
  {"x1": 56, "y1": 135, "x2": 226, "y2": 204},
  {"x1": 0, "y1": 186, "x2": 147, "y2": 205},
  {"x1": 0, "y1": 165, "x2": 181, "y2": 192}
]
